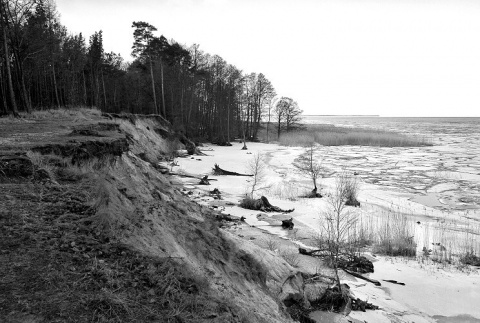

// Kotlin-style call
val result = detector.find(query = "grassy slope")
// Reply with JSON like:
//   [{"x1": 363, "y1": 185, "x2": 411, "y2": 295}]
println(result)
[{"x1": 0, "y1": 110, "x2": 293, "y2": 323}]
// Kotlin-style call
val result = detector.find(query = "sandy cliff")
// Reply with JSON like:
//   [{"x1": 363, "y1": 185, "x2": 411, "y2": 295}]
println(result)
[{"x1": 0, "y1": 109, "x2": 298, "y2": 323}]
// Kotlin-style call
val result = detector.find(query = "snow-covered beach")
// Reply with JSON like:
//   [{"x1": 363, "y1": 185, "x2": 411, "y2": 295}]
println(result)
[{"x1": 173, "y1": 117, "x2": 480, "y2": 322}]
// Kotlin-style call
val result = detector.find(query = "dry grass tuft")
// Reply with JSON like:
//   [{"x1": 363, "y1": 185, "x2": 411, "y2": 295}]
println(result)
[
  {"x1": 0, "y1": 107, "x2": 101, "y2": 124},
  {"x1": 371, "y1": 210, "x2": 417, "y2": 257},
  {"x1": 278, "y1": 132, "x2": 316, "y2": 147},
  {"x1": 30, "y1": 106, "x2": 101, "y2": 119},
  {"x1": 264, "y1": 182, "x2": 309, "y2": 201}
]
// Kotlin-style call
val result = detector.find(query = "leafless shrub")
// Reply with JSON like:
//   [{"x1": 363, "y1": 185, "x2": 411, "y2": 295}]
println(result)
[
  {"x1": 264, "y1": 237, "x2": 279, "y2": 252},
  {"x1": 318, "y1": 173, "x2": 359, "y2": 288},
  {"x1": 338, "y1": 172, "x2": 361, "y2": 207},
  {"x1": 246, "y1": 152, "x2": 267, "y2": 198},
  {"x1": 293, "y1": 145, "x2": 325, "y2": 195},
  {"x1": 280, "y1": 249, "x2": 300, "y2": 267}
]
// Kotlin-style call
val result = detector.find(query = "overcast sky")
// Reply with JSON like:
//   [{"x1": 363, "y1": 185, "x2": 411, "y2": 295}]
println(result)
[{"x1": 56, "y1": 0, "x2": 480, "y2": 117}]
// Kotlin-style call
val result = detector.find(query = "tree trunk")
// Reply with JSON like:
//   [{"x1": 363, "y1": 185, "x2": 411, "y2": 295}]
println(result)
[
  {"x1": 13, "y1": 56, "x2": 31, "y2": 113},
  {"x1": 266, "y1": 106, "x2": 271, "y2": 143},
  {"x1": 149, "y1": 56, "x2": 158, "y2": 114},
  {"x1": 187, "y1": 84, "x2": 195, "y2": 136},
  {"x1": 277, "y1": 113, "x2": 282, "y2": 139},
  {"x1": 170, "y1": 86, "x2": 174, "y2": 121},
  {"x1": 52, "y1": 62, "x2": 61, "y2": 108},
  {"x1": 2, "y1": 20, "x2": 18, "y2": 116},
  {"x1": 101, "y1": 69, "x2": 107, "y2": 109},
  {"x1": 82, "y1": 70, "x2": 87, "y2": 105},
  {"x1": 227, "y1": 91, "x2": 231, "y2": 143},
  {"x1": 180, "y1": 73, "x2": 184, "y2": 125},
  {"x1": 113, "y1": 81, "x2": 117, "y2": 111},
  {"x1": 160, "y1": 57, "x2": 166, "y2": 117},
  {"x1": 95, "y1": 74, "x2": 100, "y2": 108},
  {"x1": 1, "y1": 68, "x2": 8, "y2": 114}
]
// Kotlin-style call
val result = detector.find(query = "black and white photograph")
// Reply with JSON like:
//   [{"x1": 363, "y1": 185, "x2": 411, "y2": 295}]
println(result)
[{"x1": 1, "y1": 0, "x2": 479, "y2": 322}]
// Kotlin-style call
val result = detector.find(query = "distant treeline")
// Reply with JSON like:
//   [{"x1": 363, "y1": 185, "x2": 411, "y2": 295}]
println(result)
[{"x1": 0, "y1": 0, "x2": 302, "y2": 141}]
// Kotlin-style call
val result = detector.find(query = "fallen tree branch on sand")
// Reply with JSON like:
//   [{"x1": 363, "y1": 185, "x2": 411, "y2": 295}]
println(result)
[
  {"x1": 215, "y1": 213, "x2": 245, "y2": 223},
  {"x1": 343, "y1": 268, "x2": 381, "y2": 286},
  {"x1": 168, "y1": 169, "x2": 217, "y2": 181},
  {"x1": 213, "y1": 164, "x2": 252, "y2": 176},
  {"x1": 298, "y1": 248, "x2": 328, "y2": 257},
  {"x1": 240, "y1": 196, "x2": 294, "y2": 213},
  {"x1": 382, "y1": 279, "x2": 405, "y2": 286}
]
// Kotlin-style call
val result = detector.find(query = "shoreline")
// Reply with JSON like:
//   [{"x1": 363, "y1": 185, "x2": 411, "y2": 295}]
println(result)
[{"x1": 173, "y1": 141, "x2": 480, "y2": 322}]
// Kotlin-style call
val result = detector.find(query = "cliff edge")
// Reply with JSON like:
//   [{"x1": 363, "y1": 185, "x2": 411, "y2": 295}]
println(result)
[{"x1": 0, "y1": 109, "x2": 297, "y2": 323}]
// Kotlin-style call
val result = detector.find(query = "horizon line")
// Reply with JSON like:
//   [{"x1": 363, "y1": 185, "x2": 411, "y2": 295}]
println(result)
[{"x1": 302, "y1": 115, "x2": 480, "y2": 117}]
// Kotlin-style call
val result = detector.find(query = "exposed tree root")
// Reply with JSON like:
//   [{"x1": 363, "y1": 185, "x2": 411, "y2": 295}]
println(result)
[
  {"x1": 310, "y1": 283, "x2": 379, "y2": 314},
  {"x1": 213, "y1": 164, "x2": 252, "y2": 176},
  {"x1": 240, "y1": 196, "x2": 294, "y2": 213}
]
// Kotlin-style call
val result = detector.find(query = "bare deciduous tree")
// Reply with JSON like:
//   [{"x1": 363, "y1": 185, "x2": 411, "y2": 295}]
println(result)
[
  {"x1": 274, "y1": 97, "x2": 302, "y2": 139},
  {"x1": 318, "y1": 172, "x2": 359, "y2": 289},
  {"x1": 293, "y1": 145, "x2": 324, "y2": 196},
  {"x1": 246, "y1": 152, "x2": 267, "y2": 198}
]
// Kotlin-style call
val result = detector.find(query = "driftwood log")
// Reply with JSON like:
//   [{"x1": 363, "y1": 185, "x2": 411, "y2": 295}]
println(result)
[
  {"x1": 382, "y1": 279, "x2": 405, "y2": 286},
  {"x1": 213, "y1": 141, "x2": 232, "y2": 146},
  {"x1": 299, "y1": 248, "x2": 326, "y2": 257},
  {"x1": 240, "y1": 196, "x2": 295, "y2": 213},
  {"x1": 260, "y1": 196, "x2": 294, "y2": 212},
  {"x1": 216, "y1": 213, "x2": 245, "y2": 223},
  {"x1": 343, "y1": 268, "x2": 381, "y2": 286},
  {"x1": 213, "y1": 164, "x2": 252, "y2": 176}
]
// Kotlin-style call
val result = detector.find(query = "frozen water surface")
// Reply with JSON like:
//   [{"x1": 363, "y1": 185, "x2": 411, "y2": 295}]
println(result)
[{"x1": 303, "y1": 116, "x2": 480, "y2": 217}]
